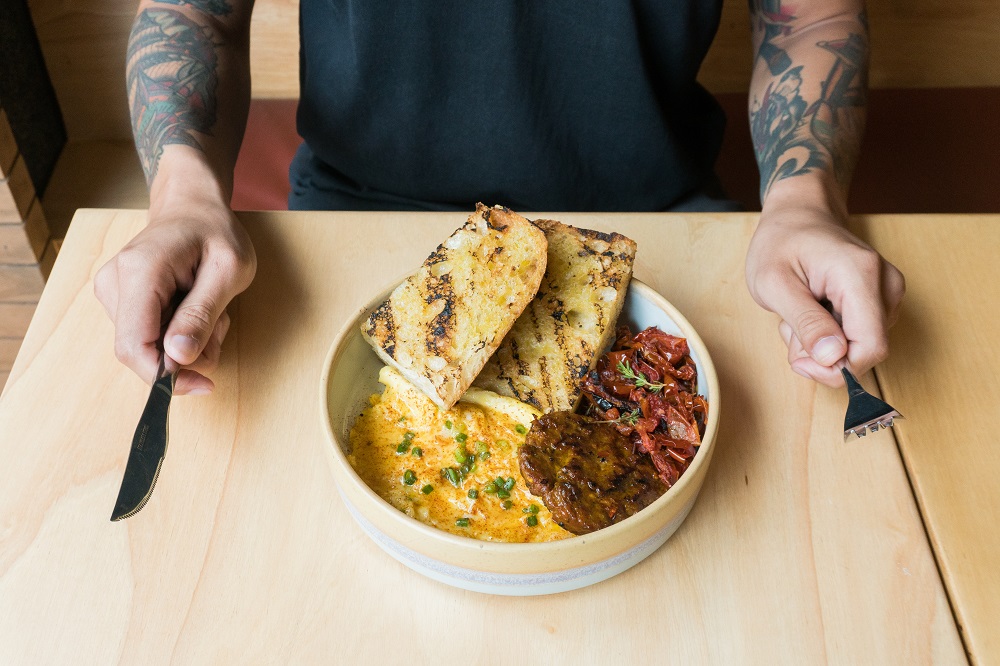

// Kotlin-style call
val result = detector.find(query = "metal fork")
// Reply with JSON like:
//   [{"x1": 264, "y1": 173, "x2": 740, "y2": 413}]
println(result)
[{"x1": 838, "y1": 360, "x2": 902, "y2": 439}]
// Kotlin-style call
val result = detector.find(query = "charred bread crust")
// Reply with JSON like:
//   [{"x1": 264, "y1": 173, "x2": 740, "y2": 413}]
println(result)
[
  {"x1": 474, "y1": 219, "x2": 636, "y2": 412},
  {"x1": 362, "y1": 204, "x2": 547, "y2": 409}
]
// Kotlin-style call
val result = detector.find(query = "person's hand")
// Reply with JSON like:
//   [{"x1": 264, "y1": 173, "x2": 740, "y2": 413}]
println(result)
[
  {"x1": 94, "y1": 202, "x2": 256, "y2": 395},
  {"x1": 745, "y1": 203, "x2": 905, "y2": 387}
]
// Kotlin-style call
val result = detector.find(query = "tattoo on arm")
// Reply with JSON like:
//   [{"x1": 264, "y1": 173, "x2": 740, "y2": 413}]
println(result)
[
  {"x1": 127, "y1": 8, "x2": 221, "y2": 183},
  {"x1": 750, "y1": 0, "x2": 795, "y2": 75},
  {"x1": 749, "y1": 8, "x2": 868, "y2": 201},
  {"x1": 157, "y1": 0, "x2": 232, "y2": 17}
]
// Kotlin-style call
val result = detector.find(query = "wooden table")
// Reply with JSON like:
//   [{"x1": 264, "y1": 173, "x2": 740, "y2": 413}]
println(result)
[
  {"x1": 0, "y1": 209, "x2": 990, "y2": 664},
  {"x1": 860, "y1": 216, "x2": 1000, "y2": 665}
]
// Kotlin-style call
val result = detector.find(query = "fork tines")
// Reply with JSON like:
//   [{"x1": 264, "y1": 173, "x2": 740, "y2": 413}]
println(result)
[
  {"x1": 841, "y1": 367, "x2": 903, "y2": 440},
  {"x1": 845, "y1": 411, "x2": 901, "y2": 439}
]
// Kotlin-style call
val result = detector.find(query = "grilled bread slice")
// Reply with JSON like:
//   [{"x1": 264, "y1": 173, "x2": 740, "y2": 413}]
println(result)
[
  {"x1": 362, "y1": 204, "x2": 548, "y2": 410},
  {"x1": 473, "y1": 219, "x2": 636, "y2": 412}
]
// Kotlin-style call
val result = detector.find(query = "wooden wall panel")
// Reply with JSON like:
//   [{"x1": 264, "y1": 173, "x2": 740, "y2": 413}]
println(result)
[
  {"x1": 0, "y1": 263, "x2": 45, "y2": 302},
  {"x1": 0, "y1": 302, "x2": 36, "y2": 339},
  {"x1": 0, "y1": 155, "x2": 35, "y2": 223},
  {"x1": 38, "y1": 238, "x2": 58, "y2": 279},
  {"x1": 41, "y1": 140, "x2": 148, "y2": 239},
  {"x1": 0, "y1": 110, "x2": 17, "y2": 176},
  {"x1": 249, "y1": 0, "x2": 299, "y2": 100},
  {"x1": 868, "y1": 0, "x2": 1000, "y2": 89},
  {"x1": 28, "y1": 0, "x2": 1000, "y2": 142},
  {"x1": 27, "y1": 0, "x2": 136, "y2": 142},
  {"x1": 0, "y1": 200, "x2": 49, "y2": 264},
  {"x1": 697, "y1": 0, "x2": 754, "y2": 95},
  {"x1": 0, "y1": 336, "x2": 23, "y2": 372}
]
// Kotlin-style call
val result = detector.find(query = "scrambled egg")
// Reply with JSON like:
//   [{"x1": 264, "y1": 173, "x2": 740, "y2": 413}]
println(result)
[{"x1": 348, "y1": 366, "x2": 571, "y2": 542}]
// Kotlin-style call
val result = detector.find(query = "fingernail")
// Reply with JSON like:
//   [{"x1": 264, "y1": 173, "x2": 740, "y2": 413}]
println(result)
[
  {"x1": 187, "y1": 387, "x2": 213, "y2": 396},
  {"x1": 811, "y1": 336, "x2": 846, "y2": 365},
  {"x1": 168, "y1": 334, "x2": 200, "y2": 361}
]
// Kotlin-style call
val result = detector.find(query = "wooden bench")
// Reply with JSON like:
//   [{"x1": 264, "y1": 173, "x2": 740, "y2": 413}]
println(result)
[{"x1": 2, "y1": 0, "x2": 1000, "y2": 388}]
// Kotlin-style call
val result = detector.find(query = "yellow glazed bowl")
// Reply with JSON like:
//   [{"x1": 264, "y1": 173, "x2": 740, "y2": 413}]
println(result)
[{"x1": 320, "y1": 278, "x2": 720, "y2": 595}]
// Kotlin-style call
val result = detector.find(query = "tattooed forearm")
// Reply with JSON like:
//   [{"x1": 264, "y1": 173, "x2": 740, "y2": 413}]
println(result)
[
  {"x1": 809, "y1": 35, "x2": 867, "y2": 184},
  {"x1": 749, "y1": 7, "x2": 868, "y2": 202},
  {"x1": 157, "y1": 0, "x2": 232, "y2": 17},
  {"x1": 750, "y1": 0, "x2": 795, "y2": 75},
  {"x1": 127, "y1": 9, "x2": 220, "y2": 183},
  {"x1": 751, "y1": 66, "x2": 823, "y2": 199}
]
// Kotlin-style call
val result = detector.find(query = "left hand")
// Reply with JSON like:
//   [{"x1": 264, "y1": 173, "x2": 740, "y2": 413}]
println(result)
[{"x1": 745, "y1": 204, "x2": 905, "y2": 387}]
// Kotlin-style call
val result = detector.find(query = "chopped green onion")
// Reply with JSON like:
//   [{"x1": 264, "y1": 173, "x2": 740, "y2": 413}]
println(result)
[
  {"x1": 403, "y1": 470, "x2": 417, "y2": 485},
  {"x1": 443, "y1": 468, "x2": 461, "y2": 487},
  {"x1": 398, "y1": 416, "x2": 406, "y2": 422},
  {"x1": 515, "y1": 424, "x2": 527, "y2": 435},
  {"x1": 445, "y1": 420, "x2": 452, "y2": 429},
  {"x1": 456, "y1": 518, "x2": 470, "y2": 527},
  {"x1": 526, "y1": 515, "x2": 538, "y2": 527},
  {"x1": 501, "y1": 500, "x2": 513, "y2": 510},
  {"x1": 396, "y1": 431, "x2": 415, "y2": 453},
  {"x1": 483, "y1": 482, "x2": 497, "y2": 494},
  {"x1": 411, "y1": 447, "x2": 423, "y2": 458},
  {"x1": 527, "y1": 503, "x2": 539, "y2": 514},
  {"x1": 496, "y1": 489, "x2": 510, "y2": 500},
  {"x1": 502, "y1": 477, "x2": 516, "y2": 491},
  {"x1": 455, "y1": 432, "x2": 468, "y2": 444},
  {"x1": 468, "y1": 488, "x2": 479, "y2": 499},
  {"x1": 421, "y1": 484, "x2": 434, "y2": 494},
  {"x1": 474, "y1": 441, "x2": 490, "y2": 462},
  {"x1": 454, "y1": 447, "x2": 469, "y2": 464}
]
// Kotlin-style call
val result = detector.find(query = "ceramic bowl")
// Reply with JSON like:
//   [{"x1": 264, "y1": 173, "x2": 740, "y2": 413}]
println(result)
[{"x1": 320, "y1": 278, "x2": 720, "y2": 596}]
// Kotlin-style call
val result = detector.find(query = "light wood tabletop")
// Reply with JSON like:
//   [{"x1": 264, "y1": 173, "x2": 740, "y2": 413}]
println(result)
[
  {"x1": 859, "y1": 215, "x2": 1000, "y2": 665},
  {"x1": 0, "y1": 209, "x2": 973, "y2": 664}
]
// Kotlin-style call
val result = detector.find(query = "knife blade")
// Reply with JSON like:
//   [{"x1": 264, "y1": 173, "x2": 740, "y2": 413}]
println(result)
[{"x1": 110, "y1": 355, "x2": 177, "y2": 521}]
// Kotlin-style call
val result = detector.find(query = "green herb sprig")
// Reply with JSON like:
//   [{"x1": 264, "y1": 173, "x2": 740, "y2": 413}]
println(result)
[
  {"x1": 616, "y1": 359, "x2": 666, "y2": 392},
  {"x1": 599, "y1": 408, "x2": 642, "y2": 427}
]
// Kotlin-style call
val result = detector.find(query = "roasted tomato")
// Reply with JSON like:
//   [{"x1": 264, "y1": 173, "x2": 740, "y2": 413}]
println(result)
[{"x1": 580, "y1": 326, "x2": 708, "y2": 488}]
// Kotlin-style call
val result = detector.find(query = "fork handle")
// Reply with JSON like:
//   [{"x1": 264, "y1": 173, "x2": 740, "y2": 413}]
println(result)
[{"x1": 837, "y1": 361, "x2": 867, "y2": 398}]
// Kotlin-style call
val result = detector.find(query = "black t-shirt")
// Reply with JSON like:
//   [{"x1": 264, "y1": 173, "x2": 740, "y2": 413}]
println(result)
[{"x1": 291, "y1": 0, "x2": 727, "y2": 212}]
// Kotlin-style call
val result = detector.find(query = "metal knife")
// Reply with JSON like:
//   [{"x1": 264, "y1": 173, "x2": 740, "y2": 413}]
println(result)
[{"x1": 110, "y1": 355, "x2": 177, "y2": 521}]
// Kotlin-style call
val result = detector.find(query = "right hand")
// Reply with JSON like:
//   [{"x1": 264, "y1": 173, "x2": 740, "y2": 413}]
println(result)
[
  {"x1": 745, "y1": 203, "x2": 905, "y2": 387},
  {"x1": 94, "y1": 203, "x2": 256, "y2": 395}
]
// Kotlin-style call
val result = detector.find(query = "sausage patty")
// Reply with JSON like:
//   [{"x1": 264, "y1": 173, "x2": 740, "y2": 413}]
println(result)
[{"x1": 518, "y1": 411, "x2": 667, "y2": 535}]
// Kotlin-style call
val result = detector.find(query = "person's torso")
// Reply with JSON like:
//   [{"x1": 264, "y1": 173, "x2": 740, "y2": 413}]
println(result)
[{"x1": 295, "y1": 0, "x2": 726, "y2": 211}]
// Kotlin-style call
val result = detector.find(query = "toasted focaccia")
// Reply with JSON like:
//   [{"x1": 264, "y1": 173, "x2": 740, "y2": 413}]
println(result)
[
  {"x1": 473, "y1": 219, "x2": 636, "y2": 412},
  {"x1": 362, "y1": 204, "x2": 548, "y2": 410}
]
